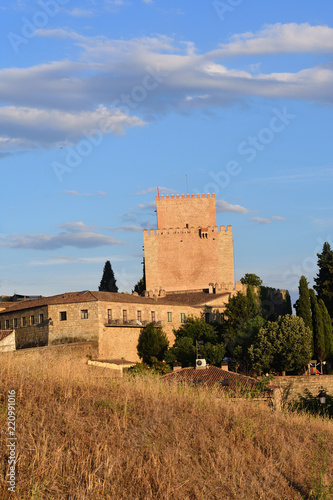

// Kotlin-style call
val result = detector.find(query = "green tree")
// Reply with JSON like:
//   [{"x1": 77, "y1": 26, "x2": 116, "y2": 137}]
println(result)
[
  {"x1": 240, "y1": 273, "x2": 263, "y2": 287},
  {"x1": 132, "y1": 259, "x2": 146, "y2": 296},
  {"x1": 318, "y1": 299, "x2": 333, "y2": 359},
  {"x1": 295, "y1": 276, "x2": 313, "y2": 331},
  {"x1": 309, "y1": 289, "x2": 326, "y2": 361},
  {"x1": 164, "y1": 317, "x2": 225, "y2": 367},
  {"x1": 314, "y1": 242, "x2": 333, "y2": 318},
  {"x1": 284, "y1": 291, "x2": 292, "y2": 315},
  {"x1": 222, "y1": 290, "x2": 261, "y2": 349},
  {"x1": 99, "y1": 261, "x2": 118, "y2": 292},
  {"x1": 137, "y1": 323, "x2": 169, "y2": 364},
  {"x1": 249, "y1": 315, "x2": 312, "y2": 374},
  {"x1": 231, "y1": 315, "x2": 267, "y2": 373}
]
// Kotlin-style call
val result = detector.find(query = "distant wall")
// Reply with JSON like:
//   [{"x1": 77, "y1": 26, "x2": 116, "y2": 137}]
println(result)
[
  {"x1": 274, "y1": 375, "x2": 333, "y2": 401},
  {"x1": 0, "y1": 341, "x2": 98, "y2": 364}
]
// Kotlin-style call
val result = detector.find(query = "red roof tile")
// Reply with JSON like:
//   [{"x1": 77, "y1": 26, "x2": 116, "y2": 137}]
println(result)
[{"x1": 162, "y1": 365, "x2": 259, "y2": 394}]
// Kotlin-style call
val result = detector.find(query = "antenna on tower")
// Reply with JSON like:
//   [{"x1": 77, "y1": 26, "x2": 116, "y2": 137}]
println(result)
[{"x1": 185, "y1": 174, "x2": 188, "y2": 195}]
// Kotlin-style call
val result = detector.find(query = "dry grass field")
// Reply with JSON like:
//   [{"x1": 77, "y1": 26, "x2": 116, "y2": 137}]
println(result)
[{"x1": 1, "y1": 353, "x2": 333, "y2": 499}]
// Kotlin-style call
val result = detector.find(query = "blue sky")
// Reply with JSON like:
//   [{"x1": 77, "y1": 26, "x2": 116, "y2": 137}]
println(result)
[{"x1": 1, "y1": 0, "x2": 333, "y2": 302}]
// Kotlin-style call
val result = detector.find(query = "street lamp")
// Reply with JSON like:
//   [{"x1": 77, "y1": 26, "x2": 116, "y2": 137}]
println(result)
[{"x1": 317, "y1": 390, "x2": 327, "y2": 405}]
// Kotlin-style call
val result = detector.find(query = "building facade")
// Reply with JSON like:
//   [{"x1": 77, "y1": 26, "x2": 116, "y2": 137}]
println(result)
[{"x1": 143, "y1": 193, "x2": 234, "y2": 293}]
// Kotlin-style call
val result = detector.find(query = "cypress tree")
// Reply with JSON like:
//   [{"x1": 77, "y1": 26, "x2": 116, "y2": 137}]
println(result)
[
  {"x1": 295, "y1": 276, "x2": 312, "y2": 331},
  {"x1": 309, "y1": 289, "x2": 326, "y2": 361},
  {"x1": 318, "y1": 299, "x2": 333, "y2": 359},
  {"x1": 132, "y1": 259, "x2": 146, "y2": 296},
  {"x1": 284, "y1": 291, "x2": 292, "y2": 315},
  {"x1": 99, "y1": 261, "x2": 118, "y2": 292},
  {"x1": 314, "y1": 242, "x2": 333, "y2": 318}
]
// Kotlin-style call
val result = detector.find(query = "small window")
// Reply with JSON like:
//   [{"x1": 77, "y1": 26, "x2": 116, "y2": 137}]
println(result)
[
  {"x1": 39, "y1": 314, "x2": 44, "y2": 323},
  {"x1": 22, "y1": 317, "x2": 26, "y2": 326},
  {"x1": 13, "y1": 318, "x2": 17, "y2": 328},
  {"x1": 137, "y1": 311, "x2": 142, "y2": 322},
  {"x1": 60, "y1": 311, "x2": 67, "y2": 321},
  {"x1": 167, "y1": 312, "x2": 172, "y2": 322},
  {"x1": 107, "y1": 309, "x2": 112, "y2": 323},
  {"x1": 5, "y1": 320, "x2": 9, "y2": 329},
  {"x1": 151, "y1": 311, "x2": 155, "y2": 322},
  {"x1": 180, "y1": 313, "x2": 186, "y2": 323},
  {"x1": 81, "y1": 310, "x2": 88, "y2": 319},
  {"x1": 30, "y1": 315, "x2": 35, "y2": 325},
  {"x1": 123, "y1": 310, "x2": 127, "y2": 323}
]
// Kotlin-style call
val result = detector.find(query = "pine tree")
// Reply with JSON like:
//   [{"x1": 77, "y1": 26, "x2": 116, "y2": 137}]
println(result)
[
  {"x1": 295, "y1": 276, "x2": 312, "y2": 331},
  {"x1": 318, "y1": 299, "x2": 333, "y2": 359},
  {"x1": 99, "y1": 261, "x2": 118, "y2": 292},
  {"x1": 309, "y1": 289, "x2": 325, "y2": 361},
  {"x1": 314, "y1": 242, "x2": 333, "y2": 318}
]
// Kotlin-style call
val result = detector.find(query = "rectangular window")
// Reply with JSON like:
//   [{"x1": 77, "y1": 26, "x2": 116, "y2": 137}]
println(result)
[
  {"x1": 167, "y1": 312, "x2": 172, "y2": 322},
  {"x1": 22, "y1": 317, "x2": 26, "y2": 326},
  {"x1": 30, "y1": 315, "x2": 35, "y2": 325},
  {"x1": 137, "y1": 311, "x2": 142, "y2": 322},
  {"x1": 13, "y1": 318, "x2": 17, "y2": 328},
  {"x1": 39, "y1": 314, "x2": 44, "y2": 323},
  {"x1": 151, "y1": 311, "x2": 155, "y2": 322},
  {"x1": 5, "y1": 320, "x2": 9, "y2": 329},
  {"x1": 107, "y1": 309, "x2": 112, "y2": 323},
  {"x1": 81, "y1": 310, "x2": 88, "y2": 319},
  {"x1": 60, "y1": 311, "x2": 67, "y2": 321},
  {"x1": 180, "y1": 313, "x2": 186, "y2": 323},
  {"x1": 123, "y1": 310, "x2": 127, "y2": 323}
]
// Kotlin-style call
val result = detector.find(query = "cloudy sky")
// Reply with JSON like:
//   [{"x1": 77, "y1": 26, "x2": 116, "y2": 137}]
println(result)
[{"x1": 0, "y1": 0, "x2": 332, "y2": 299}]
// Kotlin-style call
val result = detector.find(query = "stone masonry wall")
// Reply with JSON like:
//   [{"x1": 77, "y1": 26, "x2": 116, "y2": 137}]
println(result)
[
  {"x1": 274, "y1": 375, "x2": 333, "y2": 401},
  {"x1": 156, "y1": 193, "x2": 216, "y2": 229},
  {"x1": 48, "y1": 301, "x2": 100, "y2": 344},
  {"x1": 144, "y1": 225, "x2": 234, "y2": 292},
  {"x1": 0, "y1": 306, "x2": 49, "y2": 349}
]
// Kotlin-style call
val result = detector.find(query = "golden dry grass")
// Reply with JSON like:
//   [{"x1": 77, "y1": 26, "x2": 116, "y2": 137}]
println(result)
[{"x1": 1, "y1": 353, "x2": 333, "y2": 499}]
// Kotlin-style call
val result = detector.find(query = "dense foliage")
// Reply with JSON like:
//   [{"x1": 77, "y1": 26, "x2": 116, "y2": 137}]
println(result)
[
  {"x1": 248, "y1": 315, "x2": 312, "y2": 375},
  {"x1": 314, "y1": 242, "x2": 333, "y2": 318},
  {"x1": 240, "y1": 273, "x2": 263, "y2": 287},
  {"x1": 164, "y1": 316, "x2": 225, "y2": 367},
  {"x1": 99, "y1": 260, "x2": 118, "y2": 292},
  {"x1": 137, "y1": 322, "x2": 169, "y2": 364}
]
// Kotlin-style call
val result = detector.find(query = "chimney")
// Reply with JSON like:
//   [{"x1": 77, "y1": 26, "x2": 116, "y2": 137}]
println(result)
[
  {"x1": 173, "y1": 362, "x2": 182, "y2": 372},
  {"x1": 221, "y1": 360, "x2": 229, "y2": 372}
]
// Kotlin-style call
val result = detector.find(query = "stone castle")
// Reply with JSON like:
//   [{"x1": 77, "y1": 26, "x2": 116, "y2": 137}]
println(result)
[
  {"x1": 0, "y1": 192, "x2": 241, "y2": 362},
  {"x1": 143, "y1": 193, "x2": 234, "y2": 294}
]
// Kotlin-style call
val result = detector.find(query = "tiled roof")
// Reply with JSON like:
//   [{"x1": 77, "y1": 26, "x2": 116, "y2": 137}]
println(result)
[
  {"x1": 0, "y1": 330, "x2": 14, "y2": 341},
  {"x1": 92, "y1": 291, "x2": 230, "y2": 306},
  {"x1": 0, "y1": 291, "x2": 97, "y2": 314},
  {"x1": 0, "y1": 290, "x2": 229, "y2": 315},
  {"x1": 162, "y1": 366, "x2": 259, "y2": 394}
]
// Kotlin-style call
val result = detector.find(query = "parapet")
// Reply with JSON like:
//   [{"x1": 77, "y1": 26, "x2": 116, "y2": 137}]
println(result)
[{"x1": 157, "y1": 193, "x2": 216, "y2": 200}]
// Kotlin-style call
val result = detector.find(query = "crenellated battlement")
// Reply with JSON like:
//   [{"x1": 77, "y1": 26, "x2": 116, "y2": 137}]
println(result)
[{"x1": 157, "y1": 193, "x2": 216, "y2": 201}]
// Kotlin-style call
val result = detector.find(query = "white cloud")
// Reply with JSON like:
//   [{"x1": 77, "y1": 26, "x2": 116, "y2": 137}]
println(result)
[
  {"x1": 64, "y1": 8, "x2": 95, "y2": 18},
  {"x1": 0, "y1": 105, "x2": 144, "y2": 152},
  {"x1": 250, "y1": 217, "x2": 272, "y2": 224},
  {"x1": 138, "y1": 201, "x2": 156, "y2": 210},
  {"x1": 134, "y1": 186, "x2": 177, "y2": 195},
  {"x1": 216, "y1": 199, "x2": 249, "y2": 214},
  {"x1": 64, "y1": 190, "x2": 106, "y2": 197},
  {"x1": 2, "y1": 24, "x2": 333, "y2": 156},
  {"x1": 250, "y1": 216, "x2": 285, "y2": 224},
  {"x1": 109, "y1": 225, "x2": 143, "y2": 232},
  {"x1": 212, "y1": 23, "x2": 333, "y2": 56},
  {"x1": 29, "y1": 255, "x2": 126, "y2": 266},
  {"x1": 0, "y1": 222, "x2": 124, "y2": 250}
]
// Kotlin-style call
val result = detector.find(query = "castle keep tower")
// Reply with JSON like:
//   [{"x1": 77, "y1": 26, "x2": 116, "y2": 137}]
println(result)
[{"x1": 143, "y1": 193, "x2": 234, "y2": 293}]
